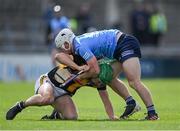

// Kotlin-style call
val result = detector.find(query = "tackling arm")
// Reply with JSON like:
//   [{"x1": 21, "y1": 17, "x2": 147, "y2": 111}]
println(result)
[
  {"x1": 98, "y1": 89, "x2": 118, "y2": 120},
  {"x1": 55, "y1": 52, "x2": 89, "y2": 71},
  {"x1": 55, "y1": 52, "x2": 79, "y2": 70},
  {"x1": 91, "y1": 79, "x2": 118, "y2": 120},
  {"x1": 78, "y1": 56, "x2": 100, "y2": 79}
]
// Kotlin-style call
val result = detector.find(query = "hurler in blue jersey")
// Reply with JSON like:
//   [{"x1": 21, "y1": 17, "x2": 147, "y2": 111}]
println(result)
[{"x1": 54, "y1": 28, "x2": 159, "y2": 120}]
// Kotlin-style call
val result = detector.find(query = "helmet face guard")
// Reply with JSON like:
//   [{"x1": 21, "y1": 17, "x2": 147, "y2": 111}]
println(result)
[
  {"x1": 61, "y1": 41, "x2": 71, "y2": 51},
  {"x1": 55, "y1": 28, "x2": 75, "y2": 50}
]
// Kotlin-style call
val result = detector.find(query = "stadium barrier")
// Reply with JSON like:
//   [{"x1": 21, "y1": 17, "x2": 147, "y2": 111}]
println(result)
[
  {"x1": 0, "y1": 54, "x2": 52, "y2": 81},
  {"x1": 0, "y1": 54, "x2": 180, "y2": 81},
  {"x1": 141, "y1": 57, "x2": 180, "y2": 78}
]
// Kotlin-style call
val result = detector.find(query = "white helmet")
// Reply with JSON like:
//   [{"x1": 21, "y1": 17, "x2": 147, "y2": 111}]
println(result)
[{"x1": 55, "y1": 28, "x2": 75, "y2": 49}]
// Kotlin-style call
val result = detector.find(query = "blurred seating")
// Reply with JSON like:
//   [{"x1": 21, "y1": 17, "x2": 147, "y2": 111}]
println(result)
[
  {"x1": 0, "y1": 0, "x2": 180, "y2": 58},
  {"x1": 0, "y1": 0, "x2": 47, "y2": 52}
]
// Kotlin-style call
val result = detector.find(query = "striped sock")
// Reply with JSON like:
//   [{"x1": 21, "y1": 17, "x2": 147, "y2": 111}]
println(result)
[
  {"x1": 18, "y1": 101, "x2": 25, "y2": 110},
  {"x1": 126, "y1": 96, "x2": 136, "y2": 105},
  {"x1": 147, "y1": 105, "x2": 156, "y2": 114}
]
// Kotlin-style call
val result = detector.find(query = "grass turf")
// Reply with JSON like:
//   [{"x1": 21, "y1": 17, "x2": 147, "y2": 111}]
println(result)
[{"x1": 0, "y1": 79, "x2": 180, "y2": 130}]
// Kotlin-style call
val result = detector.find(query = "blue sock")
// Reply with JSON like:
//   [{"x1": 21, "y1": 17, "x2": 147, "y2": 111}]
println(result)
[
  {"x1": 126, "y1": 96, "x2": 136, "y2": 105},
  {"x1": 147, "y1": 105, "x2": 156, "y2": 114}
]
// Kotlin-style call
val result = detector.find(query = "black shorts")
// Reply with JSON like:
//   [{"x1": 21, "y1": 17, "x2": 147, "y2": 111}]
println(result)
[{"x1": 113, "y1": 34, "x2": 141, "y2": 63}]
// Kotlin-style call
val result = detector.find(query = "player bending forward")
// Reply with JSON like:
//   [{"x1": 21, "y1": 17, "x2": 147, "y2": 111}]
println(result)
[{"x1": 6, "y1": 57, "x2": 129, "y2": 120}]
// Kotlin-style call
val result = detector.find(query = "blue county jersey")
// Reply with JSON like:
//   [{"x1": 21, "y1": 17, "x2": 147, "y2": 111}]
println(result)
[{"x1": 73, "y1": 29, "x2": 119, "y2": 61}]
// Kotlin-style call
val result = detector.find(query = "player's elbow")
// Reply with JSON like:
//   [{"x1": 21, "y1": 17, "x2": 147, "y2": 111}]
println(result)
[
  {"x1": 87, "y1": 56, "x2": 100, "y2": 76},
  {"x1": 54, "y1": 53, "x2": 59, "y2": 60},
  {"x1": 95, "y1": 68, "x2": 100, "y2": 75},
  {"x1": 55, "y1": 53, "x2": 63, "y2": 61}
]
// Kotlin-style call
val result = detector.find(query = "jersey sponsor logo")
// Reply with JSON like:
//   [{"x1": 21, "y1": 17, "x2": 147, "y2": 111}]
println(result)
[{"x1": 121, "y1": 50, "x2": 134, "y2": 57}]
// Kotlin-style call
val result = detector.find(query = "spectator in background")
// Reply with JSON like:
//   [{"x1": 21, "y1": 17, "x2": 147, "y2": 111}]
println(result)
[
  {"x1": 130, "y1": 2, "x2": 151, "y2": 45},
  {"x1": 49, "y1": 5, "x2": 70, "y2": 66},
  {"x1": 15, "y1": 65, "x2": 26, "y2": 81},
  {"x1": 43, "y1": 0, "x2": 54, "y2": 47},
  {"x1": 69, "y1": 17, "x2": 78, "y2": 33},
  {"x1": 76, "y1": 3, "x2": 94, "y2": 34},
  {"x1": 149, "y1": 6, "x2": 167, "y2": 46},
  {"x1": 111, "y1": 21, "x2": 123, "y2": 31}
]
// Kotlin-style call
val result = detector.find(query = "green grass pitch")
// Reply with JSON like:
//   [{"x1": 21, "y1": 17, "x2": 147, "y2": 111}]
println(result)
[{"x1": 0, "y1": 79, "x2": 180, "y2": 130}]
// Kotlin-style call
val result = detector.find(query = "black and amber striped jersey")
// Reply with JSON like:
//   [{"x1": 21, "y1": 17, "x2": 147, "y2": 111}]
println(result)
[{"x1": 47, "y1": 65, "x2": 106, "y2": 96}]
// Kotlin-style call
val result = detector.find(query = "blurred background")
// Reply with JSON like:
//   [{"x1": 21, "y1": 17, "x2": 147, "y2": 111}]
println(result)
[{"x1": 0, "y1": 0, "x2": 180, "y2": 81}]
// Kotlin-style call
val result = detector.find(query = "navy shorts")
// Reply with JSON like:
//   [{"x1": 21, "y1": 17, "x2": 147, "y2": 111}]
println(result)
[{"x1": 113, "y1": 34, "x2": 141, "y2": 63}]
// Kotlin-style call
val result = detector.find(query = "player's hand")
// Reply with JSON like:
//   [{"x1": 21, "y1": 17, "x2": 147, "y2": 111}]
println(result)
[{"x1": 78, "y1": 65, "x2": 90, "y2": 72}]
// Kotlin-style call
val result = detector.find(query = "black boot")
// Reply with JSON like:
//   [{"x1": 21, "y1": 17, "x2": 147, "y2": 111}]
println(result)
[
  {"x1": 41, "y1": 109, "x2": 61, "y2": 120},
  {"x1": 145, "y1": 112, "x2": 159, "y2": 120},
  {"x1": 6, "y1": 101, "x2": 25, "y2": 120},
  {"x1": 120, "y1": 102, "x2": 141, "y2": 119}
]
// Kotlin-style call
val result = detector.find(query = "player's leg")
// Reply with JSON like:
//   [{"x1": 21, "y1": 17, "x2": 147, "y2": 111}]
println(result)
[
  {"x1": 53, "y1": 95, "x2": 78, "y2": 120},
  {"x1": 114, "y1": 34, "x2": 158, "y2": 120},
  {"x1": 41, "y1": 95, "x2": 78, "y2": 120},
  {"x1": 109, "y1": 78, "x2": 129, "y2": 100},
  {"x1": 23, "y1": 82, "x2": 54, "y2": 107},
  {"x1": 109, "y1": 61, "x2": 141, "y2": 118},
  {"x1": 122, "y1": 57, "x2": 158, "y2": 120},
  {"x1": 109, "y1": 61, "x2": 129, "y2": 100},
  {"x1": 109, "y1": 61, "x2": 129, "y2": 99},
  {"x1": 41, "y1": 84, "x2": 78, "y2": 120},
  {"x1": 6, "y1": 77, "x2": 54, "y2": 120}
]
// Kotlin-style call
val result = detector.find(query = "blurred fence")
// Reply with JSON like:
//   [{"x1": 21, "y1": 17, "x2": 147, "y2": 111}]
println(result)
[
  {"x1": 0, "y1": 53, "x2": 180, "y2": 81},
  {"x1": 0, "y1": 54, "x2": 51, "y2": 81}
]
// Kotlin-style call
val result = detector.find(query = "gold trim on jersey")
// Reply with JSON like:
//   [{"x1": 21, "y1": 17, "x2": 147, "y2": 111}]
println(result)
[
  {"x1": 39, "y1": 75, "x2": 47, "y2": 86},
  {"x1": 59, "y1": 64, "x2": 67, "y2": 69},
  {"x1": 66, "y1": 79, "x2": 88, "y2": 93}
]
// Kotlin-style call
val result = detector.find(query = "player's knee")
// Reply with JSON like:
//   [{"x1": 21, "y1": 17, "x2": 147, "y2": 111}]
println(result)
[
  {"x1": 64, "y1": 113, "x2": 78, "y2": 120},
  {"x1": 40, "y1": 96, "x2": 54, "y2": 105},
  {"x1": 128, "y1": 79, "x2": 141, "y2": 91}
]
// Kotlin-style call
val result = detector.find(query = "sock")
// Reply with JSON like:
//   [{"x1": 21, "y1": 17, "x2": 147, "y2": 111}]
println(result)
[
  {"x1": 18, "y1": 101, "x2": 25, "y2": 110},
  {"x1": 50, "y1": 110, "x2": 57, "y2": 116},
  {"x1": 125, "y1": 96, "x2": 136, "y2": 105},
  {"x1": 147, "y1": 105, "x2": 156, "y2": 114},
  {"x1": 49, "y1": 110, "x2": 61, "y2": 119}
]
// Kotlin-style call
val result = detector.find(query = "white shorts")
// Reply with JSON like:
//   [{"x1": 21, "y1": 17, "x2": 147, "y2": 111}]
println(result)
[{"x1": 34, "y1": 74, "x2": 69, "y2": 99}]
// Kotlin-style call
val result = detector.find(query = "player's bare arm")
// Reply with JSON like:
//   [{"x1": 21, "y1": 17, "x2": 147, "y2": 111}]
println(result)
[
  {"x1": 98, "y1": 89, "x2": 118, "y2": 120},
  {"x1": 78, "y1": 56, "x2": 100, "y2": 79},
  {"x1": 55, "y1": 52, "x2": 89, "y2": 71},
  {"x1": 55, "y1": 52, "x2": 80, "y2": 70}
]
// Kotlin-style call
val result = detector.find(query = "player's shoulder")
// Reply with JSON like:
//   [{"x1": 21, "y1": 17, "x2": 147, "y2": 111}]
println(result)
[{"x1": 101, "y1": 29, "x2": 119, "y2": 33}]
